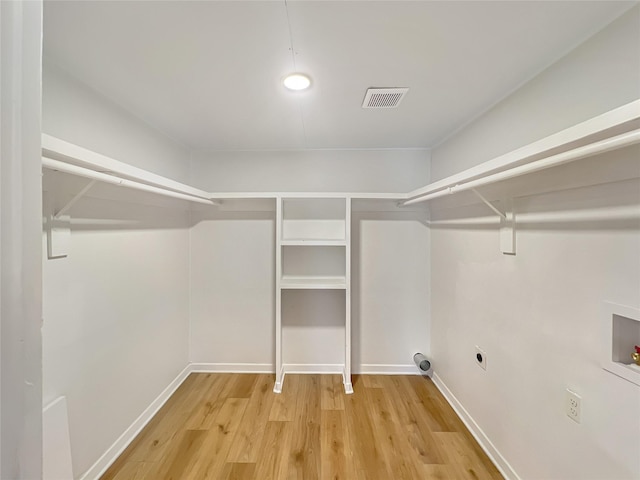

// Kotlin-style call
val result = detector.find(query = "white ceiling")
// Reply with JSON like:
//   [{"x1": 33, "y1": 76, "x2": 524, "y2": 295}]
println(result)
[{"x1": 44, "y1": 1, "x2": 636, "y2": 152}]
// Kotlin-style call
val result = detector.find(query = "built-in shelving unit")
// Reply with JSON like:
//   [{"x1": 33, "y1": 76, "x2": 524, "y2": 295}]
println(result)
[{"x1": 274, "y1": 196, "x2": 353, "y2": 394}]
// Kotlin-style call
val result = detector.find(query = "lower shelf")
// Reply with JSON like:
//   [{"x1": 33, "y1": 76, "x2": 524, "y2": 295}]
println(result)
[
  {"x1": 273, "y1": 366, "x2": 353, "y2": 394},
  {"x1": 280, "y1": 275, "x2": 347, "y2": 289}
]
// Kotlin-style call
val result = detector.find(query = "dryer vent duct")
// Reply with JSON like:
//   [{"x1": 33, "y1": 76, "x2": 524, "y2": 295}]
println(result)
[
  {"x1": 362, "y1": 88, "x2": 409, "y2": 108},
  {"x1": 414, "y1": 352, "x2": 431, "y2": 372}
]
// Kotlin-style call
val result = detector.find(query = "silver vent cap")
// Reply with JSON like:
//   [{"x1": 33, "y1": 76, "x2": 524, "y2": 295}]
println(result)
[{"x1": 362, "y1": 87, "x2": 409, "y2": 109}]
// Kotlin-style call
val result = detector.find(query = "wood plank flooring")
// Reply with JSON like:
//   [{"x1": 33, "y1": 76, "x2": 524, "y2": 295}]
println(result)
[{"x1": 101, "y1": 374, "x2": 503, "y2": 480}]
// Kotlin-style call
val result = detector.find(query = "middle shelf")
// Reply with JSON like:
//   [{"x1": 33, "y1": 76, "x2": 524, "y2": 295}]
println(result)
[
  {"x1": 280, "y1": 275, "x2": 347, "y2": 290},
  {"x1": 281, "y1": 239, "x2": 347, "y2": 246}
]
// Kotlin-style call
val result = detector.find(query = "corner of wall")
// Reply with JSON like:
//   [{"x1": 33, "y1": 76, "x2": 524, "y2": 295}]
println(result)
[{"x1": 430, "y1": 5, "x2": 640, "y2": 180}]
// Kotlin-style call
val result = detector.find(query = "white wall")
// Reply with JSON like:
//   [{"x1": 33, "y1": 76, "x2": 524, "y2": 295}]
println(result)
[
  {"x1": 43, "y1": 63, "x2": 190, "y2": 183},
  {"x1": 42, "y1": 65, "x2": 192, "y2": 477},
  {"x1": 189, "y1": 158, "x2": 431, "y2": 371},
  {"x1": 429, "y1": 7, "x2": 640, "y2": 480},
  {"x1": 352, "y1": 211, "x2": 430, "y2": 370},
  {"x1": 189, "y1": 209, "x2": 430, "y2": 372},
  {"x1": 189, "y1": 208, "x2": 276, "y2": 368},
  {"x1": 190, "y1": 148, "x2": 430, "y2": 193}
]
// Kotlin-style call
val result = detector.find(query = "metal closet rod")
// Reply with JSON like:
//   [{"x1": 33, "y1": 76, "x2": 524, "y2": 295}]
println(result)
[
  {"x1": 402, "y1": 128, "x2": 640, "y2": 206},
  {"x1": 42, "y1": 157, "x2": 220, "y2": 206}
]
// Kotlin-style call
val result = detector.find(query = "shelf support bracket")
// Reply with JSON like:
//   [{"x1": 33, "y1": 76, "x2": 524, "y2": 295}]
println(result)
[
  {"x1": 471, "y1": 188, "x2": 506, "y2": 220},
  {"x1": 470, "y1": 189, "x2": 516, "y2": 255},
  {"x1": 500, "y1": 197, "x2": 516, "y2": 255},
  {"x1": 55, "y1": 179, "x2": 97, "y2": 219},
  {"x1": 43, "y1": 191, "x2": 71, "y2": 259},
  {"x1": 47, "y1": 179, "x2": 97, "y2": 259}
]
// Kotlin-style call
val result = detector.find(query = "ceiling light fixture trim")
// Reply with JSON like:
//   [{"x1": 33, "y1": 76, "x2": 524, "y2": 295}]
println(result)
[{"x1": 283, "y1": 73, "x2": 311, "y2": 91}]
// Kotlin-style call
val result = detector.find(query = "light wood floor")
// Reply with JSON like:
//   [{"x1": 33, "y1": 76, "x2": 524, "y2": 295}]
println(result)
[{"x1": 101, "y1": 373, "x2": 503, "y2": 480}]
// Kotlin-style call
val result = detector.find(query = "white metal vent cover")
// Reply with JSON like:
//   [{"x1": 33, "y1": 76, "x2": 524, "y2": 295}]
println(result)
[{"x1": 362, "y1": 87, "x2": 409, "y2": 108}]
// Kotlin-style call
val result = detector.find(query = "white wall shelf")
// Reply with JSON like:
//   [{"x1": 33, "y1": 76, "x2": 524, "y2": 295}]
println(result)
[
  {"x1": 208, "y1": 192, "x2": 407, "y2": 200},
  {"x1": 400, "y1": 100, "x2": 640, "y2": 255},
  {"x1": 42, "y1": 134, "x2": 218, "y2": 206},
  {"x1": 42, "y1": 135, "x2": 222, "y2": 259},
  {"x1": 280, "y1": 276, "x2": 347, "y2": 290},
  {"x1": 44, "y1": 101, "x2": 640, "y2": 213},
  {"x1": 281, "y1": 239, "x2": 347, "y2": 246},
  {"x1": 402, "y1": 99, "x2": 640, "y2": 206}
]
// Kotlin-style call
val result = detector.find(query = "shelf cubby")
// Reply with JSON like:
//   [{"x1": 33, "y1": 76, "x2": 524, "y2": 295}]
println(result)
[{"x1": 281, "y1": 197, "x2": 346, "y2": 242}]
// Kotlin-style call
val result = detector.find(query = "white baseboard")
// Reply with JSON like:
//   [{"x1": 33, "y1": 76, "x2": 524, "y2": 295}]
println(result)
[
  {"x1": 190, "y1": 362, "x2": 274, "y2": 373},
  {"x1": 187, "y1": 362, "x2": 421, "y2": 375},
  {"x1": 283, "y1": 363, "x2": 344, "y2": 374},
  {"x1": 431, "y1": 372, "x2": 520, "y2": 480},
  {"x1": 355, "y1": 364, "x2": 420, "y2": 375},
  {"x1": 79, "y1": 364, "x2": 192, "y2": 480}
]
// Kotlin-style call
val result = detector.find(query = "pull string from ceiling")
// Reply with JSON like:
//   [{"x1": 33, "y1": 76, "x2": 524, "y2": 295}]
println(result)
[
  {"x1": 284, "y1": 0, "x2": 298, "y2": 70},
  {"x1": 284, "y1": 0, "x2": 308, "y2": 147}
]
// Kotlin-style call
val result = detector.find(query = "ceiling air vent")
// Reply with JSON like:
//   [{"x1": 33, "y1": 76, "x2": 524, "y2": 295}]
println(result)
[{"x1": 362, "y1": 87, "x2": 409, "y2": 109}]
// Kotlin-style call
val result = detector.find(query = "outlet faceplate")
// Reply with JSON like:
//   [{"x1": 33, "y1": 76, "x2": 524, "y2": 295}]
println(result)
[
  {"x1": 566, "y1": 389, "x2": 581, "y2": 423},
  {"x1": 475, "y1": 346, "x2": 487, "y2": 370}
]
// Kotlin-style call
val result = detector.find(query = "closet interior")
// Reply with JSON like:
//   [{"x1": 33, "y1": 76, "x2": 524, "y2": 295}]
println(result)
[{"x1": 31, "y1": 2, "x2": 640, "y2": 480}]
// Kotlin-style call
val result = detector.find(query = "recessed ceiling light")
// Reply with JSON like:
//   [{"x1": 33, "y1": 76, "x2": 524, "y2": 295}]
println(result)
[{"x1": 283, "y1": 73, "x2": 311, "y2": 91}]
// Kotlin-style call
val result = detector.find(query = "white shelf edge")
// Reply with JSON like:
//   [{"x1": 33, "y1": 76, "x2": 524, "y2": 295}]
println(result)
[
  {"x1": 41, "y1": 139, "x2": 410, "y2": 204},
  {"x1": 281, "y1": 239, "x2": 346, "y2": 246},
  {"x1": 208, "y1": 192, "x2": 408, "y2": 200},
  {"x1": 406, "y1": 99, "x2": 640, "y2": 201},
  {"x1": 42, "y1": 134, "x2": 212, "y2": 200},
  {"x1": 45, "y1": 101, "x2": 640, "y2": 206},
  {"x1": 280, "y1": 275, "x2": 347, "y2": 289}
]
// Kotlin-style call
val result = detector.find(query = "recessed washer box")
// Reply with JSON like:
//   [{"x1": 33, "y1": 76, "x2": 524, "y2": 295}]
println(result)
[{"x1": 602, "y1": 302, "x2": 640, "y2": 386}]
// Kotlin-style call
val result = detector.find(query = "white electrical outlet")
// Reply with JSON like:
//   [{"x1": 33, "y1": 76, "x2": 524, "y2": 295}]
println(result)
[
  {"x1": 566, "y1": 389, "x2": 581, "y2": 423},
  {"x1": 475, "y1": 346, "x2": 487, "y2": 370}
]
